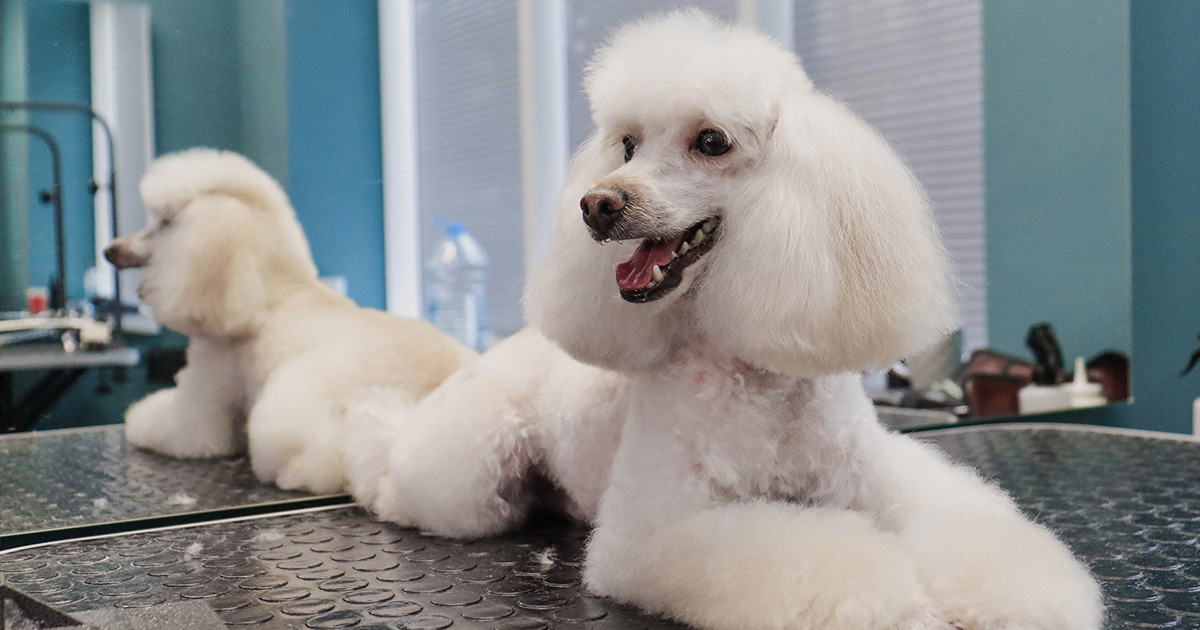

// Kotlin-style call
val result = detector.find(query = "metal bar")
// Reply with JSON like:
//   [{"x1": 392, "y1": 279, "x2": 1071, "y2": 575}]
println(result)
[
  {"x1": 0, "y1": 124, "x2": 66, "y2": 312},
  {"x1": 0, "y1": 102, "x2": 123, "y2": 342}
]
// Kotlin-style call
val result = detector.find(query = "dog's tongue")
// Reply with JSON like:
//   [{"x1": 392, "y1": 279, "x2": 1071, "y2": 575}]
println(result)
[{"x1": 616, "y1": 234, "x2": 685, "y2": 291}]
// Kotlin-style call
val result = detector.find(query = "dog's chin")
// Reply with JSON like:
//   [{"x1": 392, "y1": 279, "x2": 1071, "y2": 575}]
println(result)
[
  {"x1": 612, "y1": 217, "x2": 719, "y2": 304},
  {"x1": 136, "y1": 279, "x2": 166, "y2": 314},
  {"x1": 136, "y1": 279, "x2": 152, "y2": 303}
]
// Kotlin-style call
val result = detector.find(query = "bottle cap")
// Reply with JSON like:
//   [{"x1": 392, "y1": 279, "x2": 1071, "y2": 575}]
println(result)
[
  {"x1": 434, "y1": 216, "x2": 468, "y2": 237},
  {"x1": 1065, "y1": 357, "x2": 1106, "y2": 408}
]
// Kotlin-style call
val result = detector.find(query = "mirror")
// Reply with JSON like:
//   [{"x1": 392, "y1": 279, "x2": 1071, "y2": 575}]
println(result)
[{"x1": 0, "y1": 0, "x2": 1132, "y2": 430}]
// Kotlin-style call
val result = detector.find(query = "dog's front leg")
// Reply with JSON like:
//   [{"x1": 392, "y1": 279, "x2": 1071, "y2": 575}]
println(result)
[
  {"x1": 582, "y1": 415, "x2": 946, "y2": 630},
  {"x1": 875, "y1": 433, "x2": 1104, "y2": 630},
  {"x1": 125, "y1": 340, "x2": 247, "y2": 458},
  {"x1": 585, "y1": 498, "x2": 946, "y2": 630}
]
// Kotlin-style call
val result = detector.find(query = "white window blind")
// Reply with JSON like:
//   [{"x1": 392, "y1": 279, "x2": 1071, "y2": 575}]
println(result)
[
  {"x1": 794, "y1": 0, "x2": 986, "y2": 353},
  {"x1": 414, "y1": 0, "x2": 524, "y2": 337},
  {"x1": 566, "y1": 0, "x2": 738, "y2": 150}
]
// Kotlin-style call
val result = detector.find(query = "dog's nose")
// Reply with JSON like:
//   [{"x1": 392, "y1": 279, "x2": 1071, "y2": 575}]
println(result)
[
  {"x1": 581, "y1": 189, "x2": 626, "y2": 239},
  {"x1": 104, "y1": 243, "x2": 140, "y2": 270}
]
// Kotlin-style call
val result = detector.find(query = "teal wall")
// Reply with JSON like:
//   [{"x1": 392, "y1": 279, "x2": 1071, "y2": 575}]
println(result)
[
  {"x1": 983, "y1": 0, "x2": 1132, "y2": 365},
  {"x1": 25, "y1": 1, "x2": 93, "y2": 305},
  {"x1": 1121, "y1": 2, "x2": 1200, "y2": 433},
  {"x1": 0, "y1": 0, "x2": 94, "y2": 311},
  {"x1": 237, "y1": 0, "x2": 289, "y2": 188},
  {"x1": 144, "y1": 0, "x2": 290, "y2": 186},
  {"x1": 143, "y1": 0, "x2": 382, "y2": 308},
  {"x1": 985, "y1": 0, "x2": 1200, "y2": 434},
  {"x1": 0, "y1": 0, "x2": 30, "y2": 311},
  {"x1": 284, "y1": 0, "x2": 385, "y2": 310},
  {"x1": 144, "y1": 0, "x2": 240, "y2": 157}
]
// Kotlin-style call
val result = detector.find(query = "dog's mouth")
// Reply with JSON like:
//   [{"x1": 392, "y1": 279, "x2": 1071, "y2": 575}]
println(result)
[{"x1": 615, "y1": 217, "x2": 719, "y2": 303}]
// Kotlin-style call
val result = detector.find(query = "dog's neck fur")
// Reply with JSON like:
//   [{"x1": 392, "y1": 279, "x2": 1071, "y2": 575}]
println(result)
[{"x1": 617, "y1": 319, "x2": 887, "y2": 519}]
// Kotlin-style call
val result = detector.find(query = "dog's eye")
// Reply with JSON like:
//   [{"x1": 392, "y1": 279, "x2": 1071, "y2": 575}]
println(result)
[
  {"x1": 695, "y1": 130, "x2": 732, "y2": 157},
  {"x1": 622, "y1": 136, "x2": 637, "y2": 163}
]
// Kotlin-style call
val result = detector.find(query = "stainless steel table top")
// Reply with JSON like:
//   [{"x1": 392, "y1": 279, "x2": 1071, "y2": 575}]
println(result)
[
  {"x1": 2, "y1": 424, "x2": 1197, "y2": 629},
  {"x1": 0, "y1": 426, "x2": 350, "y2": 549}
]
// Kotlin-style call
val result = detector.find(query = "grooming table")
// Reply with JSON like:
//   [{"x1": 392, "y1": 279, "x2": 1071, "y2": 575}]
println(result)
[
  {"x1": 0, "y1": 426, "x2": 349, "y2": 549},
  {"x1": 1, "y1": 424, "x2": 1197, "y2": 629}
]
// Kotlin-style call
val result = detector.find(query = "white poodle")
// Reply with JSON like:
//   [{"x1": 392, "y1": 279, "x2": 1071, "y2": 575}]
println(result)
[
  {"x1": 105, "y1": 149, "x2": 476, "y2": 494},
  {"x1": 345, "y1": 12, "x2": 1102, "y2": 630}
]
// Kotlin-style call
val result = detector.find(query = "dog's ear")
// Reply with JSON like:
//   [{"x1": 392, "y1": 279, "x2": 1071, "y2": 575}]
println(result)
[
  {"x1": 696, "y1": 88, "x2": 959, "y2": 375},
  {"x1": 524, "y1": 132, "x2": 677, "y2": 370},
  {"x1": 150, "y1": 195, "x2": 269, "y2": 338}
]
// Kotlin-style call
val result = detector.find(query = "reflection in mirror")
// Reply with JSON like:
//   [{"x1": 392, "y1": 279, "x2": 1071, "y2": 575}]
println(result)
[{"x1": 0, "y1": 0, "x2": 1131, "y2": 431}]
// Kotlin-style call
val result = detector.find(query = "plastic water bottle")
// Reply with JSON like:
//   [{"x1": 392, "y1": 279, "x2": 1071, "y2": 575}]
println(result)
[{"x1": 425, "y1": 218, "x2": 490, "y2": 351}]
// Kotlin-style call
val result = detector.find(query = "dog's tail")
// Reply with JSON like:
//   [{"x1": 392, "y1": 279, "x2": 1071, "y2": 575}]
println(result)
[
  {"x1": 140, "y1": 148, "x2": 293, "y2": 218},
  {"x1": 340, "y1": 387, "x2": 416, "y2": 521}
]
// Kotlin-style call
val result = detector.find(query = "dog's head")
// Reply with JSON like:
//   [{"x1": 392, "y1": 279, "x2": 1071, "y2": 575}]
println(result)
[
  {"x1": 525, "y1": 11, "x2": 958, "y2": 375},
  {"x1": 104, "y1": 148, "x2": 317, "y2": 338}
]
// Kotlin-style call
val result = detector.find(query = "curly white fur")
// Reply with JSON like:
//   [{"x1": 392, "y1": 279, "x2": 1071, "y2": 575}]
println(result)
[
  {"x1": 344, "y1": 11, "x2": 1102, "y2": 629},
  {"x1": 108, "y1": 148, "x2": 476, "y2": 494}
]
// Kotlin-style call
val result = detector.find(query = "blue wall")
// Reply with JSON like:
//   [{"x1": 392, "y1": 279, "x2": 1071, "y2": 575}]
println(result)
[
  {"x1": 0, "y1": 0, "x2": 30, "y2": 311},
  {"x1": 284, "y1": 0, "x2": 385, "y2": 310},
  {"x1": 983, "y1": 1, "x2": 1200, "y2": 434},
  {"x1": 237, "y1": 0, "x2": 289, "y2": 188},
  {"x1": 145, "y1": 0, "x2": 242, "y2": 157},
  {"x1": 983, "y1": 0, "x2": 1132, "y2": 365},
  {"x1": 0, "y1": 0, "x2": 94, "y2": 310},
  {"x1": 1120, "y1": 3, "x2": 1200, "y2": 433},
  {"x1": 25, "y1": 1, "x2": 94, "y2": 305}
]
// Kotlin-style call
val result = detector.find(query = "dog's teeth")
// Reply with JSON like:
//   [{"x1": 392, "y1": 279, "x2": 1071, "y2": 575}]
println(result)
[
  {"x1": 678, "y1": 241, "x2": 690, "y2": 255},
  {"x1": 702, "y1": 220, "x2": 715, "y2": 233},
  {"x1": 651, "y1": 265, "x2": 663, "y2": 283},
  {"x1": 670, "y1": 250, "x2": 678, "y2": 261},
  {"x1": 691, "y1": 230, "x2": 707, "y2": 247}
]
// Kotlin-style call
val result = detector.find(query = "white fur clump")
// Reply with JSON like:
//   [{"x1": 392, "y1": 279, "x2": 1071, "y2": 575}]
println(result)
[
  {"x1": 183, "y1": 542, "x2": 204, "y2": 560},
  {"x1": 109, "y1": 148, "x2": 476, "y2": 495},
  {"x1": 252, "y1": 530, "x2": 285, "y2": 543},
  {"x1": 166, "y1": 491, "x2": 197, "y2": 508},
  {"x1": 344, "y1": 11, "x2": 1102, "y2": 630}
]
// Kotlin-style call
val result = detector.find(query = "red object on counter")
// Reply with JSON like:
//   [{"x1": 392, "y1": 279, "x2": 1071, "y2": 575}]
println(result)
[{"x1": 26, "y1": 287, "x2": 48, "y2": 314}]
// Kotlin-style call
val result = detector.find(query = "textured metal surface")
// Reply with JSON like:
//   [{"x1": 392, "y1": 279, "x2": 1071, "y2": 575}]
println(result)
[
  {"x1": 0, "y1": 425, "x2": 1197, "y2": 629},
  {"x1": 0, "y1": 426, "x2": 349, "y2": 547},
  {"x1": 920, "y1": 426, "x2": 1200, "y2": 630},
  {"x1": 0, "y1": 506, "x2": 684, "y2": 629}
]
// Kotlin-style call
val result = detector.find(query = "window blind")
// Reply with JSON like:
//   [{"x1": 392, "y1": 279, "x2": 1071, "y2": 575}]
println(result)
[
  {"x1": 414, "y1": 0, "x2": 525, "y2": 337},
  {"x1": 794, "y1": 0, "x2": 986, "y2": 353}
]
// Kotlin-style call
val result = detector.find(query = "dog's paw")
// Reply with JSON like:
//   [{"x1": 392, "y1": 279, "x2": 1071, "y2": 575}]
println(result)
[
  {"x1": 587, "y1": 504, "x2": 944, "y2": 630},
  {"x1": 125, "y1": 388, "x2": 244, "y2": 458},
  {"x1": 251, "y1": 434, "x2": 347, "y2": 495},
  {"x1": 124, "y1": 389, "x2": 173, "y2": 450},
  {"x1": 273, "y1": 454, "x2": 347, "y2": 495},
  {"x1": 904, "y1": 513, "x2": 1103, "y2": 630}
]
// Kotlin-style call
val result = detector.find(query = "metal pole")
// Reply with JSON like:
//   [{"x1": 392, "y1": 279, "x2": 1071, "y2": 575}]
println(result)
[
  {"x1": 0, "y1": 124, "x2": 67, "y2": 312},
  {"x1": 0, "y1": 101, "x2": 123, "y2": 342}
]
